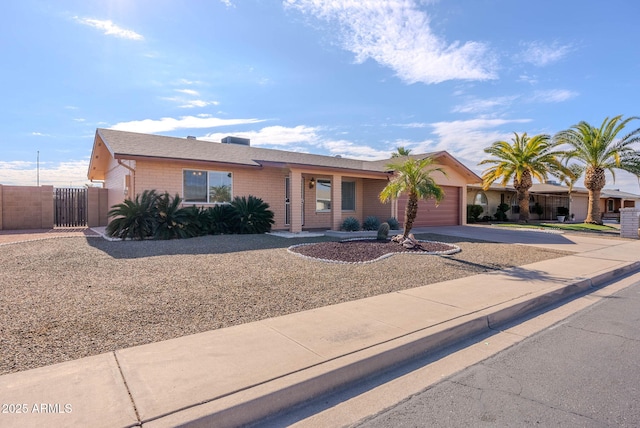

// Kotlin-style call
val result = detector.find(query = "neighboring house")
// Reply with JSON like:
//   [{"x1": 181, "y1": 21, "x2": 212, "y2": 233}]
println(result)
[
  {"x1": 88, "y1": 129, "x2": 481, "y2": 232},
  {"x1": 468, "y1": 181, "x2": 640, "y2": 222}
]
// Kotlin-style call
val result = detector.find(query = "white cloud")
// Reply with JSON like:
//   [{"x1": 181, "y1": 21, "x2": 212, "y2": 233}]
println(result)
[
  {"x1": 0, "y1": 160, "x2": 91, "y2": 187},
  {"x1": 74, "y1": 17, "x2": 144, "y2": 41},
  {"x1": 284, "y1": 0, "x2": 496, "y2": 84},
  {"x1": 202, "y1": 124, "x2": 391, "y2": 160},
  {"x1": 518, "y1": 73, "x2": 538, "y2": 85},
  {"x1": 531, "y1": 89, "x2": 579, "y2": 103},
  {"x1": 175, "y1": 89, "x2": 200, "y2": 96},
  {"x1": 516, "y1": 41, "x2": 573, "y2": 66},
  {"x1": 179, "y1": 100, "x2": 220, "y2": 109},
  {"x1": 322, "y1": 140, "x2": 392, "y2": 160},
  {"x1": 110, "y1": 115, "x2": 266, "y2": 133},
  {"x1": 202, "y1": 125, "x2": 321, "y2": 146},
  {"x1": 395, "y1": 122, "x2": 428, "y2": 128},
  {"x1": 429, "y1": 118, "x2": 532, "y2": 164},
  {"x1": 452, "y1": 95, "x2": 519, "y2": 114}
]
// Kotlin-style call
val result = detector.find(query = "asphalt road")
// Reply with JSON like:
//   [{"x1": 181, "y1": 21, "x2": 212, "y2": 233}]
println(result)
[{"x1": 357, "y1": 280, "x2": 640, "y2": 427}]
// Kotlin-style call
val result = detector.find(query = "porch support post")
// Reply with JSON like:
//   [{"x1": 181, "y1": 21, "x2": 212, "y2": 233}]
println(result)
[
  {"x1": 331, "y1": 174, "x2": 342, "y2": 230},
  {"x1": 290, "y1": 169, "x2": 303, "y2": 232}
]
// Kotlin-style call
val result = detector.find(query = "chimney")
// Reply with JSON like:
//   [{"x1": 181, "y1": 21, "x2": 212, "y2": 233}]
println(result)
[{"x1": 221, "y1": 136, "x2": 250, "y2": 146}]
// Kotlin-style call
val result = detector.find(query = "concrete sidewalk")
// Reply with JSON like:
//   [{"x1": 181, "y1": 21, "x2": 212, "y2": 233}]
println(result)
[{"x1": 1, "y1": 227, "x2": 639, "y2": 428}]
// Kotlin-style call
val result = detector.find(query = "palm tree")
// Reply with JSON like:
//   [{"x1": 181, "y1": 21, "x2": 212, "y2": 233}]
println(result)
[
  {"x1": 480, "y1": 132, "x2": 571, "y2": 223},
  {"x1": 379, "y1": 157, "x2": 446, "y2": 238},
  {"x1": 555, "y1": 115, "x2": 640, "y2": 224},
  {"x1": 391, "y1": 146, "x2": 412, "y2": 158},
  {"x1": 559, "y1": 164, "x2": 585, "y2": 193}
]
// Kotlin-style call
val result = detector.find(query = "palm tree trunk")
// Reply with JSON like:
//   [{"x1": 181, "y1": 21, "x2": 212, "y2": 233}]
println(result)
[
  {"x1": 585, "y1": 189, "x2": 602, "y2": 224},
  {"x1": 404, "y1": 192, "x2": 418, "y2": 237},
  {"x1": 517, "y1": 189, "x2": 530, "y2": 223}
]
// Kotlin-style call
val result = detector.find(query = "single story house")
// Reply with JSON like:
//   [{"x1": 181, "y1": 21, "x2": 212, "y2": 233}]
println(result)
[
  {"x1": 467, "y1": 181, "x2": 640, "y2": 222},
  {"x1": 88, "y1": 128, "x2": 481, "y2": 232}
]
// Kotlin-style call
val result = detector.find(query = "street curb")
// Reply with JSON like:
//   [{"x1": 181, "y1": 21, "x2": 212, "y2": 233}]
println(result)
[{"x1": 146, "y1": 262, "x2": 640, "y2": 428}]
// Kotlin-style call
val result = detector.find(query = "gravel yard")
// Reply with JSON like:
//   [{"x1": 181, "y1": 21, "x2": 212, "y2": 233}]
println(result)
[{"x1": 0, "y1": 232, "x2": 572, "y2": 375}]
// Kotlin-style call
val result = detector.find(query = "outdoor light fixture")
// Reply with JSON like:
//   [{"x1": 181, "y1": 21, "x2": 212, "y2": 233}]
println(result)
[{"x1": 309, "y1": 177, "x2": 316, "y2": 189}]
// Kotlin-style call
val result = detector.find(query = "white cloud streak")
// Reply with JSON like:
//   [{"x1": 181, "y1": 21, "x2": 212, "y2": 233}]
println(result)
[
  {"x1": 175, "y1": 89, "x2": 200, "y2": 96},
  {"x1": 428, "y1": 118, "x2": 533, "y2": 164},
  {"x1": 203, "y1": 125, "x2": 393, "y2": 160},
  {"x1": 516, "y1": 41, "x2": 573, "y2": 66},
  {"x1": 110, "y1": 115, "x2": 266, "y2": 133},
  {"x1": 74, "y1": 17, "x2": 144, "y2": 41},
  {"x1": 284, "y1": 0, "x2": 496, "y2": 84},
  {"x1": 531, "y1": 89, "x2": 579, "y2": 103},
  {"x1": 322, "y1": 140, "x2": 392, "y2": 160},
  {"x1": 202, "y1": 125, "x2": 321, "y2": 146},
  {"x1": 452, "y1": 95, "x2": 519, "y2": 114}
]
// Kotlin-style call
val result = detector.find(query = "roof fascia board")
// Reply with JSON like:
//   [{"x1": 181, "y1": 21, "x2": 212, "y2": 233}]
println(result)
[
  {"x1": 254, "y1": 160, "x2": 391, "y2": 178},
  {"x1": 113, "y1": 154, "x2": 261, "y2": 170}
]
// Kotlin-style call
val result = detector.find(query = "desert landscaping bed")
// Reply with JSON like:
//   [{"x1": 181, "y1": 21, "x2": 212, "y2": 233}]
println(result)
[{"x1": 0, "y1": 233, "x2": 572, "y2": 375}]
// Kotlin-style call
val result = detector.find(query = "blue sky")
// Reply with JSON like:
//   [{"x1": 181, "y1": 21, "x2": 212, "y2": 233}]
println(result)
[{"x1": 2, "y1": 0, "x2": 640, "y2": 192}]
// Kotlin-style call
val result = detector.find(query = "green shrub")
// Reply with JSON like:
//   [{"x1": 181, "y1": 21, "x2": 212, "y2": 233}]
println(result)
[
  {"x1": 203, "y1": 204, "x2": 235, "y2": 234},
  {"x1": 362, "y1": 216, "x2": 381, "y2": 231},
  {"x1": 494, "y1": 203, "x2": 510, "y2": 222},
  {"x1": 106, "y1": 190, "x2": 276, "y2": 239},
  {"x1": 230, "y1": 195, "x2": 275, "y2": 234},
  {"x1": 154, "y1": 193, "x2": 199, "y2": 240},
  {"x1": 377, "y1": 222, "x2": 390, "y2": 240},
  {"x1": 386, "y1": 217, "x2": 400, "y2": 230},
  {"x1": 557, "y1": 206, "x2": 569, "y2": 216},
  {"x1": 532, "y1": 202, "x2": 544, "y2": 217},
  {"x1": 467, "y1": 204, "x2": 483, "y2": 223},
  {"x1": 106, "y1": 190, "x2": 159, "y2": 240},
  {"x1": 341, "y1": 216, "x2": 361, "y2": 232}
]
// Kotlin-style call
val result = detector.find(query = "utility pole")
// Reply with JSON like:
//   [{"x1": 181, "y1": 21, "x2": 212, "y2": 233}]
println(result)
[{"x1": 37, "y1": 150, "x2": 40, "y2": 186}]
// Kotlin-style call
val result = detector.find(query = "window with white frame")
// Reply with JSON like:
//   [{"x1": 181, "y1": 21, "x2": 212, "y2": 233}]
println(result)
[
  {"x1": 183, "y1": 170, "x2": 233, "y2": 203},
  {"x1": 316, "y1": 179, "x2": 331, "y2": 211},
  {"x1": 342, "y1": 181, "x2": 356, "y2": 211}
]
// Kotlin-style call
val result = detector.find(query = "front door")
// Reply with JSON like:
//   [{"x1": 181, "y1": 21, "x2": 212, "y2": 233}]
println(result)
[
  {"x1": 285, "y1": 176, "x2": 304, "y2": 227},
  {"x1": 285, "y1": 177, "x2": 291, "y2": 226}
]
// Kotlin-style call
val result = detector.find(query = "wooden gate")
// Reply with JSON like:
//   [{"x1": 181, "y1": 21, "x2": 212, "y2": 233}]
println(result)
[{"x1": 54, "y1": 188, "x2": 87, "y2": 227}]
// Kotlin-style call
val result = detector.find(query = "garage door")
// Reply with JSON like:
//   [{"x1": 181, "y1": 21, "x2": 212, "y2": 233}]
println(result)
[{"x1": 397, "y1": 185, "x2": 460, "y2": 227}]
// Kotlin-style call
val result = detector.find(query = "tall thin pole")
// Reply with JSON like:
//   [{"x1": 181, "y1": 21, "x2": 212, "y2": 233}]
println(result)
[{"x1": 37, "y1": 150, "x2": 40, "y2": 186}]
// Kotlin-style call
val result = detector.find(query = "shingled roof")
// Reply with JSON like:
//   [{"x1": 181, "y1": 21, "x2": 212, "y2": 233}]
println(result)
[{"x1": 88, "y1": 128, "x2": 481, "y2": 182}]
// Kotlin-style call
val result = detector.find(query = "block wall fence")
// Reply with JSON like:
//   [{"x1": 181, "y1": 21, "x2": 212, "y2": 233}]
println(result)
[
  {"x1": 0, "y1": 185, "x2": 108, "y2": 230},
  {"x1": 620, "y1": 208, "x2": 640, "y2": 239}
]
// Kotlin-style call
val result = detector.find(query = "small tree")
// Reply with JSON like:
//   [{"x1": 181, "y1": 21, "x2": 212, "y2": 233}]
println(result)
[{"x1": 379, "y1": 157, "x2": 446, "y2": 238}]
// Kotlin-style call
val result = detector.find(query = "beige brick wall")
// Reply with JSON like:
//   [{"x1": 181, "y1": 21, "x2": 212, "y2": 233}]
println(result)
[
  {"x1": 1, "y1": 185, "x2": 54, "y2": 230},
  {"x1": 362, "y1": 179, "x2": 393, "y2": 223},
  {"x1": 87, "y1": 187, "x2": 109, "y2": 227},
  {"x1": 107, "y1": 157, "x2": 472, "y2": 231},
  {"x1": 131, "y1": 160, "x2": 290, "y2": 230}
]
